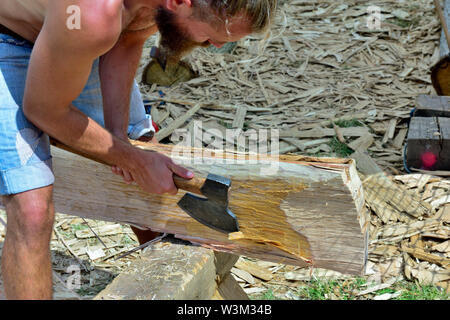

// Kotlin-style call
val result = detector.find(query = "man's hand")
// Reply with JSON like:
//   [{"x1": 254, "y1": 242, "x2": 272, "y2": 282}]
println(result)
[
  {"x1": 122, "y1": 148, "x2": 193, "y2": 195},
  {"x1": 111, "y1": 165, "x2": 134, "y2": 184},
  {"x1": 111, "y1": 136, "x2": 156, "y2": 184}
]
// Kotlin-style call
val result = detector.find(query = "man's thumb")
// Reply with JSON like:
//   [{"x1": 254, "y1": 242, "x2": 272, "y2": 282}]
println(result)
[{"x1": 169, "y1": 162, "x2": 194, "y2": 180}]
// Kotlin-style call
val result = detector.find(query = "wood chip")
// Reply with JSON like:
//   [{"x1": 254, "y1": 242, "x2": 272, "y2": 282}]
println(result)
[
  {"x1": 75, "y1": 224, "x2": 124, "y2": 239},
  {"x1": 279, "y1": 127, "x2": 369, "y2": 139},
  {"x1": 373, "y1": 291, "x2": 402, "y2": 300},
  {"x1": 284, "y1": 268, "x2": 348, "y2": 281},
  {"x1": 155, "y1": 103, "x2": 201, "y2": 141},
  {"x1": 392, "y1": 128, "x2": 408, "y2": 149},
  {"x1": 401, "y1": 244, "x2": 450, "y2": 268},
  {"x1": 364, "y1": 173, "x2": 433, "y2": 222},
  {"x1": 232, "y1": 106, "x2": 248, "y2": 129},
  {"x1": 231, "y1": 267, "x2": 256, "y2": 285},
  {"x1": 235, "y1": 258, "x2": 273, "y2": 281},
  {"x1": 431, "y1": 240, "x2": 450, "y2": 253},
  {"x1": 86, "y1": 247, "x2": 106, "y2": 261},
  {"x1": 357, "y1": 278, "x2": 397, "y2": 296},
  {"x1": 348, "y1": 133, "x2": 374, "y2": 152},
  {"x1": 374, "y1": 219, "x2": 441, "y2": 243}
]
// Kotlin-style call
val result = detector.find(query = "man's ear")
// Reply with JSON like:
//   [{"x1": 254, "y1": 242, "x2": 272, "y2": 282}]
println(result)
[{"x1": 165, "y1": 0, "x2": 193, "y2": 13}]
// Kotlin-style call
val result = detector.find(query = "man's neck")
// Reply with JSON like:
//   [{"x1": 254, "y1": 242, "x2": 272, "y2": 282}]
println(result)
[{"x1": 123, "y1": 0, "x2": 166, "y2": 12}]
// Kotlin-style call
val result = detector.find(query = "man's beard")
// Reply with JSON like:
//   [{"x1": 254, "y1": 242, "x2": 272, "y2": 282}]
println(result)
[{"x1": 155, "y1": 6, "x2": 210, "y2": 67}]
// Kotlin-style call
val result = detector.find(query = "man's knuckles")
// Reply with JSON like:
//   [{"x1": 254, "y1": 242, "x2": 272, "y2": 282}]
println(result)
[{"x1": 161, "y1": 181, "x2": 177, "y2": 195}]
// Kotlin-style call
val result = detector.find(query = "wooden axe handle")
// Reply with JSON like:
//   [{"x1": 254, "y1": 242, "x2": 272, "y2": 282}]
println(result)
[
  {"x1": 173, "y1": 175, "x2": 205, "y2": 195},
  {"x1": 434, "y1": 0, "x2": 450, "y2": 50},
  {"x1": 50, "y1": 138, "x2": 205, "y2": 195}
]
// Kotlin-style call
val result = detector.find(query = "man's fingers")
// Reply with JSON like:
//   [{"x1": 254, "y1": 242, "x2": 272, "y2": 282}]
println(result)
[
  {"x1": 122, "y1": 169, "x2": 133, "y2": 184},
  {"x1": 165, "y1": 160, "x2": 192, "y2": 195},
  {"x1": 167, "y1": 183, "x2": 178, "y2": 195},
  {"x1": 111, "y1": 166, "x2": 134, "y2": 184}
]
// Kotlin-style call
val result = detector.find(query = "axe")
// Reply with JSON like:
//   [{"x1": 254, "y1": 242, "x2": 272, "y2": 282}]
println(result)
[{"x1": 50, "y1": 138, "x2": 239, "y2": 234}]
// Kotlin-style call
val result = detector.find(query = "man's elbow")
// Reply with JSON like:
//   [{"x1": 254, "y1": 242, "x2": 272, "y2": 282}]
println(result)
[
  {"x1": 22, "y1": 99, "x2": 47, "y2": 128},
  {"x1": 23, "y1": 101, "x2": 37, "y2": 122}
]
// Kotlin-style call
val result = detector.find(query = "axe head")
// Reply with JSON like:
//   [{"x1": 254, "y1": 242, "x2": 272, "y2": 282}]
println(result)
[{"x1": 177, "y1": 174, "x2": 239, "y2": 234}]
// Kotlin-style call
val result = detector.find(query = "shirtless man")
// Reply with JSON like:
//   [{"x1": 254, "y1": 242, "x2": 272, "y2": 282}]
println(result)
[{"x1": 0, "y1": 0, "x2": 276, "y2": 299}]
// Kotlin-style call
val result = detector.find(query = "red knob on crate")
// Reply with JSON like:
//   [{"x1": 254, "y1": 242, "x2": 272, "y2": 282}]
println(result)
[{"x1": 421, "y1": 151, "x2": 437, "y2": 169}]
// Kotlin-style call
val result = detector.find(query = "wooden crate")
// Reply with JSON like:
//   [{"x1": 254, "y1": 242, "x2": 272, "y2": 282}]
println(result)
[{"x1": 406, "y1": 95, "x2": 450, "y2": 171}]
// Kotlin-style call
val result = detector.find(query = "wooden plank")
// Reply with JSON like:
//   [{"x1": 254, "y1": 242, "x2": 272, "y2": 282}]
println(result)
[
  {"x1": 96, "y1": 237, "x2": 245, "y2": 300},
  {"x1": 415, "y1": 95, "x2": 450, "y2": 117},
  {"x1": 95, "y1": 237, "x2": 218, "y2": 300},
  {"x1": 0, "y1": 141, "x2": 369, "y2": 275},
  {"x1": 406, "y1": 117, "x2": 443, "y2": 170}
]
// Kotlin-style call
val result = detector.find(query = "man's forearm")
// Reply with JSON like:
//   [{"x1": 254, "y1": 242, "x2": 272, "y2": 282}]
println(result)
[
  {"x1": 99, "y1": 32, "x2": 147, "y2": 139},
  {"x1": 37, "y1": 103, "x2": 139, "y2": 170}
]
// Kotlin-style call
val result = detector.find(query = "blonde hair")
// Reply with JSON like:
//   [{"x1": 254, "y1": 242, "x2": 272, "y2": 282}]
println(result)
[{"x1": 193, "y1": 0, "x2": 278, "y2": 34}]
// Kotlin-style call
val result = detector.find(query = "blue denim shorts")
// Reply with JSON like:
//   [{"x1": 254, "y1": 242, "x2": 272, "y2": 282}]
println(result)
[{"x1": 0, "y1": 34, "x2": 155, "y2": 195}]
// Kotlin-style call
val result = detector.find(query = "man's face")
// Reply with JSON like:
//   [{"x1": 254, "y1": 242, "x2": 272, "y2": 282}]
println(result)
[{"x1": 155, "y1": 5, "x2": 251, "y2": 64}]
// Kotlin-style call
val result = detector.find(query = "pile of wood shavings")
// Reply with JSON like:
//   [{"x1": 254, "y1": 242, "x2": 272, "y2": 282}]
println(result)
[
  {"x1": 48, "y1": 216, "x2": 140, "y2": 299},
  {"x1": 137, "y1": 0, "x2": 441, "y2": 174}
]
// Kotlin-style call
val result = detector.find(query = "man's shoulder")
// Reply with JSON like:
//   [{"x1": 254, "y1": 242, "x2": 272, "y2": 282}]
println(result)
[{"x1": 44, "y1": 0, "x2": 124, "y2": 52}]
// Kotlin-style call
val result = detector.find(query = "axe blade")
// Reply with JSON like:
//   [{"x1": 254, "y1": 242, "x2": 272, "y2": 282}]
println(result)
[{"x1": 177, "y1": 193, "x2": 239, "y2": 234}]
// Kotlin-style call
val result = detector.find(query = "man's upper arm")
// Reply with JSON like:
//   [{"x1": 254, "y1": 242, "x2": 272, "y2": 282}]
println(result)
[{"x1": 23, "y1": 0, "x2": 123, "y2": 119}]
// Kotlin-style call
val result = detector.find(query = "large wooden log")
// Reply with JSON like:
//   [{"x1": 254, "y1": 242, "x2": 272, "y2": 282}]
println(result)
[
  {"x1": 95, "y1": 237, "x2": 247, "y2": 300},
  {"x1": 43, "y1": 140, "x2": 369, "y2": 275}
]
